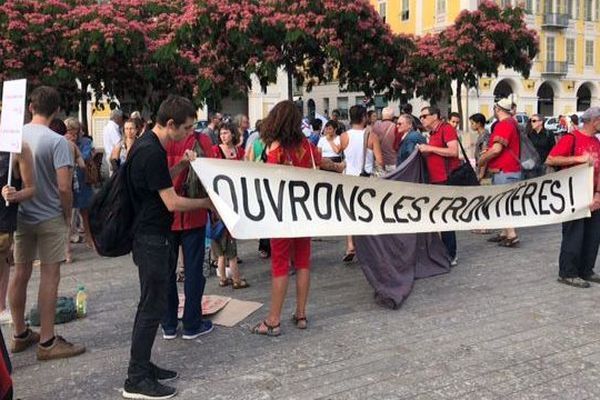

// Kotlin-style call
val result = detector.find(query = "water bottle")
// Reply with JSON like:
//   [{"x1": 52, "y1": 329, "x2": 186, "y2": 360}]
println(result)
[{"x1": 76, "y1": 285, "x2": 87, "y2": 318}]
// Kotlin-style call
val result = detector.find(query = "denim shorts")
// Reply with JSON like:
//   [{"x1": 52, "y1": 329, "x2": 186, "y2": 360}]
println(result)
[{"x1": 492, "y1": 171, "x2": 522, "y2": 185}]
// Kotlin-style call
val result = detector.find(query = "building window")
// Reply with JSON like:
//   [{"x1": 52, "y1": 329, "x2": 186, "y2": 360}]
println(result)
[
  {"x1": 525, "y1": 0, "x2": 533, "y2": 13},
  {"x1": 323, "y1": 98, "x2": 329, "y2": 115},
  {"x1": 567, "y1": 0, "x2": 575, "y2": 18},
  {"x1": 401, "y1": 0, "x2": 410, "y2": 20},
  {"x1": 546, "y1": 36, "x2": 555, "y2": 62},
  {"x1": 378, "y1": 1, "x2": 386, "y2": 23},
  {"x1": 436, "y1": 0, "x2": 446, "y2": 14},
  {"x1": 337, "y1": 97, "x2": 348, "y2": 120},
  {"x1": 566, "y1": 38, "x2": 575, "y2": 64},
  {"x1": 584, "y1": 0, "x2": 593, "y2": 20},
  {"x1": 585, "y1": 40, "x2": 594, "y2": 66},
  {"x1": 500, "y1": 0, "x2": 512, "y2": 7}
]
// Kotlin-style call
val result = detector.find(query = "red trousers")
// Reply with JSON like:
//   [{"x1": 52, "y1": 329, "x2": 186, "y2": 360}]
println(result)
[{"x1": 270, "y1": 237, "x2": 311, "y2": 277}]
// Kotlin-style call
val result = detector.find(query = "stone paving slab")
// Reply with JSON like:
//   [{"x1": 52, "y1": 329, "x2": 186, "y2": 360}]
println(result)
[{"x1": 4, "y1": 224, "x2": 600, "y2": 399}]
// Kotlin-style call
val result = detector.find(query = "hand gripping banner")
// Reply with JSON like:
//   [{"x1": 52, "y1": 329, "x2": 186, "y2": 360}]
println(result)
[{"x1": 191, "y1": 159, "x2": 593, "y2": 240}]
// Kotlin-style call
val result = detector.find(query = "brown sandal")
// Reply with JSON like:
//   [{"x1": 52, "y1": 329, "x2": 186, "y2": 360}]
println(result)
[
  {"x1": 232, "y1": 278, "x2": 250, "y2": 289},
  {"x1": 342, "y1": 252, "x2": 355, "y2": 263},
  {"x1": 292, "y1": 314, "x2": 308, "y2": 329},
  {"x1": 251, "y1": 320, "x2": 281, "y2": 336},
  {"x1": 487, "y1": 233, "x2": 506, "y2": 243},
  {"x1": 219, "y1": 278, "x2": 232, "y2": 287},
  {"x1": 499, "y1": 236, "x2": 519, "y2": 247}
]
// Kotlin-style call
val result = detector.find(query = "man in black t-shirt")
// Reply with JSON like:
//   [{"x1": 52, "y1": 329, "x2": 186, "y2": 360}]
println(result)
[{"x1": 123, "y1": 96, "x2": 214, "y2": 400}]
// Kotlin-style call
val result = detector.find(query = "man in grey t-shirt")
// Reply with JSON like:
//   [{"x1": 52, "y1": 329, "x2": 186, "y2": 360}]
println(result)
[{"x1": 8, "y1": 86, "x2": 85, "y2": 361}]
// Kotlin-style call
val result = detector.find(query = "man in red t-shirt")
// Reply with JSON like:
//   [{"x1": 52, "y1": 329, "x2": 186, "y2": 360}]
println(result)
[
  {"x1": 546, "y1": 106, "x2": 600, "y2": 288},
  {"x1": 418, "y1": 106, "x2": 460, "y2": 266},
  {"x1": 161, "y1": 131, "x2": 216, "y2": 341},
  {"x1": 478, "y1": 98, "x2": 522, "y2": 248}
]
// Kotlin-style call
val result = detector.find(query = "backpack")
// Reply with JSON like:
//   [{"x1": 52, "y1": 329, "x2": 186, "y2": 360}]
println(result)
[
  {"x1": 517, "y1": 124, "x2": 541, "y2": 171},
  {"x1": 182, "y1": 133, "x2": 208, "y2": 199},
  {"x1": 88, "y1": 147, "x2": 139, "y2": 257}
]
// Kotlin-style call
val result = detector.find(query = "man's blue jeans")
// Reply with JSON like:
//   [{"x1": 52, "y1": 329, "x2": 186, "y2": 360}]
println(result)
[{"x1": 161, "y1": 228, "x2": 207, "y2": 333}]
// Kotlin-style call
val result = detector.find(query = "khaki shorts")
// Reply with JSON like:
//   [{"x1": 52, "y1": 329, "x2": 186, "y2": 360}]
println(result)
[
  {"x1": 0, "y1": 232, "x2": 12, "y2": 256},
  {"x1": 14, "y1": 216, "x2": 67, "y2": 264}
]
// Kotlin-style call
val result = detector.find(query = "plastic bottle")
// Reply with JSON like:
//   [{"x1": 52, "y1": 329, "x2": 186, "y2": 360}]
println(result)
[{"x1": 76, "y1": 285, "x2": 87, "y2": 318}]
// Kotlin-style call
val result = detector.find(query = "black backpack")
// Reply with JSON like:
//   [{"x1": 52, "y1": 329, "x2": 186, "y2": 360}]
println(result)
[{"x1": 89, "y1": 148, "x2": 138, "y2": 257}]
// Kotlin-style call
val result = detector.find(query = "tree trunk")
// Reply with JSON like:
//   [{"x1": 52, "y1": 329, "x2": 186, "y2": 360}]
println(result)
[
  {"x1": 456, "y1": 79, "x2": 463, "y2": 131},
  {"x1": 287, "y1": 67, "x2": 293, "y2": 101},
  {"x1": 79, "y1": 80, "x2": 89, "y2": 135}
]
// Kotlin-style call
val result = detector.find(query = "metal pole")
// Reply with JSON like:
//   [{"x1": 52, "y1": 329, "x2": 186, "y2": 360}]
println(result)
[{"x1": 5, "y1": 153, "x2": 13, "y2": 207}]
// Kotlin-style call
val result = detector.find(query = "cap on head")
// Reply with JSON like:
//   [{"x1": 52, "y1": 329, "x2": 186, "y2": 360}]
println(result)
[
  {"x1": 494, "y1": 98, "x2": 512, "y2": 112},
  {"x1": 581, "y1": 106, "x2": 600, "y2": 123}
]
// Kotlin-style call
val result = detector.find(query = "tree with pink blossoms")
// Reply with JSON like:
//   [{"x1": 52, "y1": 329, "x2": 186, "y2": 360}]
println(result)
[{"x1": 442, "y1": 1, "x2": 538, "y2": 125}]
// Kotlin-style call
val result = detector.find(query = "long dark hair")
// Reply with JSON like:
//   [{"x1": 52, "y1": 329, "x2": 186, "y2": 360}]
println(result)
[{"x1": 260, "y1": 100, "x2": 304, "y2": 149}]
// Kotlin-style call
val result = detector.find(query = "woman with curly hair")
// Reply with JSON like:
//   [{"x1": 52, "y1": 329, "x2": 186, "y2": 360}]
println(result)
[
  {"x1": 211, "y1": 122, "x2": 249, "y2": 289},
  {"x1": 251, "y1": 100, "x2": 321, "y2": 336}
]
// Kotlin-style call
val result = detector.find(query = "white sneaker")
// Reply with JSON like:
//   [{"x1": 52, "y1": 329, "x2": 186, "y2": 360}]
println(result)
[
  {"x1": 0, "y1": 309, "x2": 12, "y2": 325},
  {"x1": 450, "y1": 257, "x2": 458, "y2": 267}
]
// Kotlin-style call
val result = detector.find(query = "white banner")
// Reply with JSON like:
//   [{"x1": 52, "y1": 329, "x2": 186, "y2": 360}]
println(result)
[
  {"x1": 0, "y1": 79, "x2": 27, "y2": 153},
  {"x1": 191, "y1": 159, "x2": 593, "y2": 240}
]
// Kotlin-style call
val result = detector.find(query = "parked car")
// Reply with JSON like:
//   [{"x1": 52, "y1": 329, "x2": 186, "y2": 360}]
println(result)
[
  {"x1": 514, "y1": 112, "x2": 529, "y2": 128},
  {"x1": 194, "y1": 120, "x2": 208, "y2": 131},
  {"x1": 484, "y1": 113, "x2": 528, "y2": 133},
  {"x1": 544, "y1": 116, "x2": 560, "y2": 133},
  {"x1": 484, "y1": 117, "x2": 497, "y2": 133}
]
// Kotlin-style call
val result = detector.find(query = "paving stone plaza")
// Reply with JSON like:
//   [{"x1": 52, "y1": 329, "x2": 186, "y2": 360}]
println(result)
[{"x1": 5, "y1": 224, "x2": 600, "y2": 400}]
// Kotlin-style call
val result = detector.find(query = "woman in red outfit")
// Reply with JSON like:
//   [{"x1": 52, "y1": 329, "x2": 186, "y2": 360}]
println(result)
[{"x1": 251, "y1": 100, "x2": 320, "y2": 336}]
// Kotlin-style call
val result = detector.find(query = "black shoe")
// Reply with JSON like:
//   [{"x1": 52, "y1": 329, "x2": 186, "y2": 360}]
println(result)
[
  {"x1": 557, "y1": 277, "x2": 591, "y2": 288},
  {"x1": 150, "y1": 363, "x2": 179, "y2": 382},
  {"x1": 582, "y1": 273, "x2": 600, "y2": 284},
  {"x1": 122, "y1": 378, "x2": 177, "y2": 399}
]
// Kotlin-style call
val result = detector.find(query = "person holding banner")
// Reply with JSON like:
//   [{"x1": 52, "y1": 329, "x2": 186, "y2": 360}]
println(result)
[
  {"x1": 546, "y1": 106, "x2": 600, "y2": 288},
  {"x1": 251, "y1": 100, "x2": 321, "y2": 336},
  {"x1": 339, "y1": 105, "x2": 384, "y2": 263},
  {"x1": 478, "y1": 98, "x2": 522, "y2": 248},
  {"x1": 417, "y1": 106, "x2": 460, "y2": 266},
  {"x1": 123, "y1": 96, "x2": 215, "y2": 399},
  {"x1": 0, "y1": 144, "x2": 35, "y2": 325}
]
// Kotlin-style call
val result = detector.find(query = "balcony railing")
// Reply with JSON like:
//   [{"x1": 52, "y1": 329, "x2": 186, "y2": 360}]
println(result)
[
  {"x1": 541, "y1": 61, "x2": 568, "y2": 75},
  {"x1": 542, "y1": 13, "x2": 570, "y2": 28}
]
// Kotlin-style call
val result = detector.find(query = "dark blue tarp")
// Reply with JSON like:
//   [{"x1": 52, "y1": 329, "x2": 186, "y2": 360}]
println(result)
[{"x1": 355, "y1": 151, "x2": 450, "y2": 309}]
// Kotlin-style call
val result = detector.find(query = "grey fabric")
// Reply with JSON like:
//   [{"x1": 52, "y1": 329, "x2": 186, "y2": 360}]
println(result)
[{"x1": 355, "y1": 150, "x2": 450, "y2": 309}]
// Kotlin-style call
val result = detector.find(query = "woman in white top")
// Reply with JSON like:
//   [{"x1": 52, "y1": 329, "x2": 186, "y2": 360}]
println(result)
[
  {"x1": 317, "y1": 121, "x2": 342, "y2": 163},
  {"x1": 338, "y1": 105, "x2": 384, "y2": 262}
]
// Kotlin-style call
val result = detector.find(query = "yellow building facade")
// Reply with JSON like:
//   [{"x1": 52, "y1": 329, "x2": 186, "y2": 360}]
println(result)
[{"x1": 372, "y1": 0, "x2": 600, "y2": 118}]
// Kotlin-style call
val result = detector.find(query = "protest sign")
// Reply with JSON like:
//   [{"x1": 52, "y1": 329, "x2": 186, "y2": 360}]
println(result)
[
  {"x1": 191, "y1": 159, "x2": 593, "y2": 240},
  {"x1": 0, "y1": 79, "x2": 27, "y2": 153}
]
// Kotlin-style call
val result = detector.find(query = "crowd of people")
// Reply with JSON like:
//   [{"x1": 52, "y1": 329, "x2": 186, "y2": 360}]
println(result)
[{"x1": 1, "y1": 85, "x2": 600, "y2": 399}]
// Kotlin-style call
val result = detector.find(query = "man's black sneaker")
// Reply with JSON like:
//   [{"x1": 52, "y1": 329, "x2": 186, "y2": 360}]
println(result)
[
  {"x1": 122, "y1": 378, "x2": 177, "y2": 399},
  {"x1": 583, "y1": 273, "x2": 600, "y2": 284},
  {"x1": 150, "y1": 363, "x2": 179, "y2": 382}
]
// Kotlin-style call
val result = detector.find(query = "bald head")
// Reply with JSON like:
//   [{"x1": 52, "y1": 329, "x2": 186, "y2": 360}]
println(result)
[{"x1": 382, "y1": 107, "x2": 395, "y2": 121}]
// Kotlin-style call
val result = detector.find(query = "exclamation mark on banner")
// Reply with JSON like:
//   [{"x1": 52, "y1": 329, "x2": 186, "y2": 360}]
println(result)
[{"x1": 569, "y1": 177, "x2": 575, "y2": 213}]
